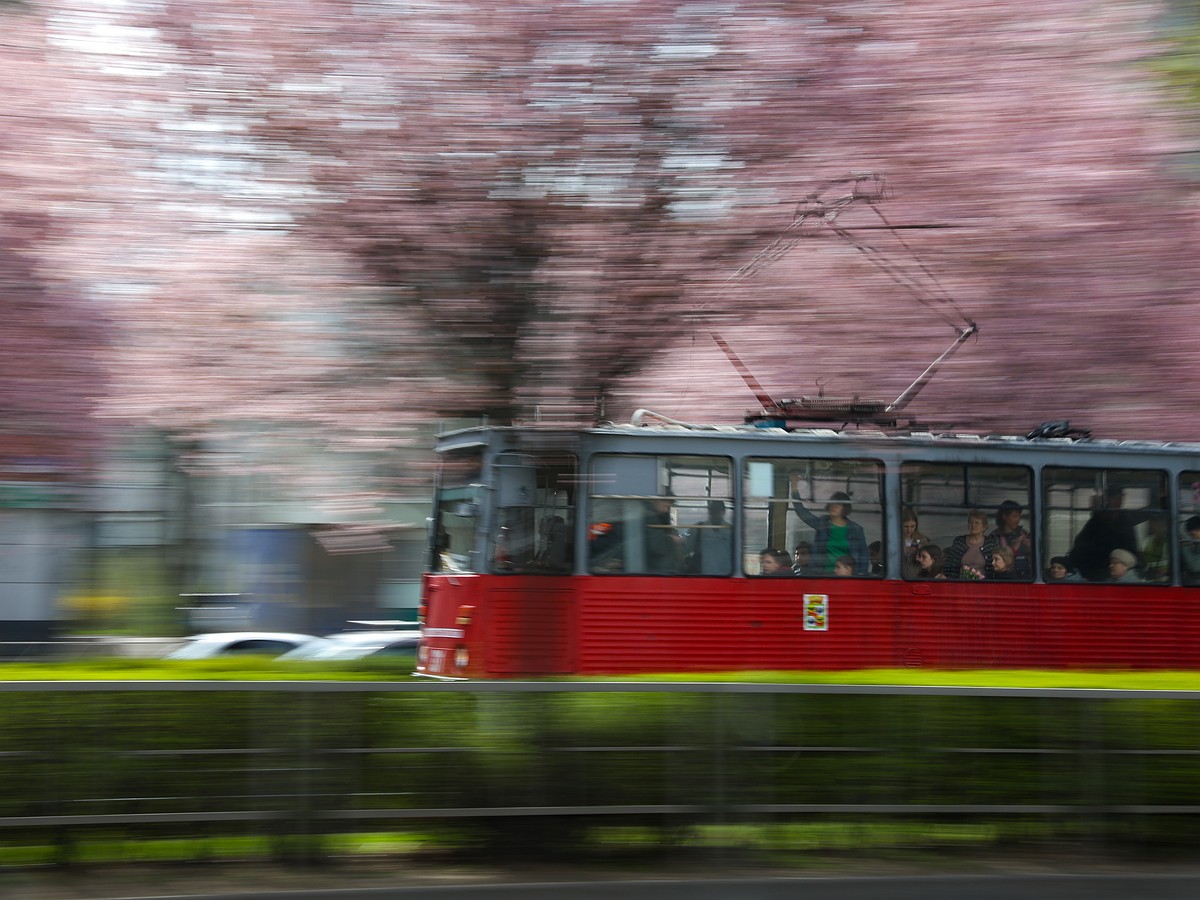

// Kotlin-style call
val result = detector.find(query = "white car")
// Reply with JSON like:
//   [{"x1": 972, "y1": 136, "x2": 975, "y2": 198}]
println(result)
[
  {"x1": 278, "y1": 630, "x2": 421, "y2": 662},
  {"x1": 166, "y1": 632, "x2": 323, "y2": 660}
]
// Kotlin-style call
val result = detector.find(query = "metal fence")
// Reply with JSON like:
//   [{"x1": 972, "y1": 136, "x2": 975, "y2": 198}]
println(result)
[{"x1": 1, "y1": 681, "x2": 1198, "y2": 861}]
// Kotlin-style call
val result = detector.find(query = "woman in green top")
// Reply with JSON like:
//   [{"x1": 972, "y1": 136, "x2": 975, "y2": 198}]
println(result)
[{"x1": 788, "y1": 476, "x2": 870, "y2": 575}]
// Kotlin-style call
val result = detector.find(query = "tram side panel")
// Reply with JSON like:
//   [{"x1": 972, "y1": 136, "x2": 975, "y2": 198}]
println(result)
[
  {"x1": 1054, "y1": 582, "x2": 1198, "y2": 670},
  {"x1": 570, "y1": 576, "x2": 902, "y2": 675},
  {"x1": 741, "y1": 577, "x2": 898, "y2": 670},
  {"x1": 574, "y1": 575, "x2": 748, "y2": 675},
  {"x1": 421, "y1": 572, "x2": 1200, "y2": 676},
  {"x1": 486, "y1": 577, "x2": 574, "y2": 676},
  {"x1": 900, "y1": 581, "x2": 1045, "y2": 669}
]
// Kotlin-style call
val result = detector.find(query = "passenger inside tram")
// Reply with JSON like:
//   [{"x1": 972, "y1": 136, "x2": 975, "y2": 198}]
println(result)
[
  {"x1": 1183, "y1": 516, "x2": 1200, "y2": 586},
  {"x1": 759, "y1": 548, "x2": 793, "y2": 576},
  {"x1": 989, "y1": 546, "x2": 1017, "y2": 581},
  {"x1": 645, "y1": 495, "x2": 684, "y2": 574},
  {"x1": 943, "y1": 510, "x2": 997, "y2": 580},
  {"x1": 788, "y1": 475, "x2": 870, "y2": 576},
  {"x1": 902, "y1": 508, "x2": 926, "y2": 578},
  {"x1": 1141, "y1": 516, "x2": 1170, "y2": 583},
  {"x1": 989, "y1": 500, "x2": 1032, "y2": 580},
  {"x1": 589, "y1": 520, "x2": 624, "y2": 572},
  {"x1": 913, "y1": 544, "x2": 946, "y2": 580},
  {"x1": 868, "y1": 541, "x2": 884, "y2": 575},
  {"x1": 792, "y1": 541, "x2": 813, "y2": 576},
  {"x1": 683, "y1": 500, "x2": 734, "y2": 576},
  {"x1": 1068, "y1": 486, "x2": 1144, "y2": 581},
  {"x1": 1046, "y1": 556, "x2": 1081, "y2": 582},
  {"x1": 1108, "y1": 548, "x2": 1141, "y2": 583}
]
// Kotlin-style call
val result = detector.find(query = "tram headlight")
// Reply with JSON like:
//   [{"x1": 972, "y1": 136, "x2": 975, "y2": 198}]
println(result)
[
  {"x1": 417, "y1": 645, "x2": 429, "y2": 665},
  {"x1": 454, "y1": 646, "x2": 469, "y2": 670}
]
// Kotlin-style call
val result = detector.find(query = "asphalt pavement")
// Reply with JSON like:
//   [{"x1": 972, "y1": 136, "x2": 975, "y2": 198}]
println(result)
[{"x1": 9, "y1": 868, "x2": 1200, "y2": 900}]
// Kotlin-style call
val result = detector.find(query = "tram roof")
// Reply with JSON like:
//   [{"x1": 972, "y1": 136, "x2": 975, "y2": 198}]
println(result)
[{"x1": 434, "y1": 419, "x2": 1200, "y2": 463}]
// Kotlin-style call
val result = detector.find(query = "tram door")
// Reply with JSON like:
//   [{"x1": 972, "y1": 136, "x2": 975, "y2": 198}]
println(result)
[{"x1": 486, "y1": 452, "x2": 576, "y2": 675}]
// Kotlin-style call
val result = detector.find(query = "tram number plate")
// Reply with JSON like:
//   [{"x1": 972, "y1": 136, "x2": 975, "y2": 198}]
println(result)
[{"x1": 428, "y1": 648, "x2": 448, "y2": 674}]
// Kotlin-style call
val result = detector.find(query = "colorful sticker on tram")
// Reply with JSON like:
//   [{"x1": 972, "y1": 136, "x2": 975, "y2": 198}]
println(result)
[{"x1": 803, "y1": 594, "x2": 828, "y2": 631}]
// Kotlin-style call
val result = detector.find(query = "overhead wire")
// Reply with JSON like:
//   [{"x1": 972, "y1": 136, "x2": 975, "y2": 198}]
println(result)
[{"x1": 686, "y1": 173, "x2": 978, "y2": 418}]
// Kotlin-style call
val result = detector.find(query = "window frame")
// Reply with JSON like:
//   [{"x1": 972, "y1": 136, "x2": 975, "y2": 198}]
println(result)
[
  {"x1": 586, "y1": 453, "x2": 734, "y2": 577},
  {"x1": 1041, "y1": 466, "x2": 1169, "y2": 586},
  {"x1": 899, "y1": 461, "x2": 1035, "y2": 582},
  {"x1": 742, "y1": 455, "x2": 886, "y2": 579}
]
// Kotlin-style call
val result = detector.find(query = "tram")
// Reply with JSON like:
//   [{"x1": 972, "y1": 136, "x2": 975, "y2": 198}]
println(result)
[
  {"x1": 416, "y1": 414, "x2": 1200, "y2": 678},
  {"x1": 416, "y1": 175, "x2": 1200, "y2": 677}
]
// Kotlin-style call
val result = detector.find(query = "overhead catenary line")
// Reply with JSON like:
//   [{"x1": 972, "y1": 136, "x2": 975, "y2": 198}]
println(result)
[{"x1": 701, "y1": 173, "x2": 978, "y2": 427}]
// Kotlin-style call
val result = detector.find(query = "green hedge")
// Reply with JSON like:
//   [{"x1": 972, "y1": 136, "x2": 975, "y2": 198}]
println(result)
[{"x1": 2, "y1": 664, "x2": 1200, "y2": 864}]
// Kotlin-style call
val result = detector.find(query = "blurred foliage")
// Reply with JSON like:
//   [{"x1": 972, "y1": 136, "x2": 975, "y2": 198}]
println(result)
[
  {"x1": 3, "y1": 677, "x2": 1200, "y2": 866},
  {"x1": 1153, "y1": 3, "x2": 1200, "y2": 107},
  {"x1": 65, "y1": 549, "x2": 177, "y2": 635}
]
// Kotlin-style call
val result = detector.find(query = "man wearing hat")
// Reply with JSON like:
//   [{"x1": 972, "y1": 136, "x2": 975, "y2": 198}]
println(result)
[{"x1": 1108, "y1": 548, "x2": 1141, "y2": 583}]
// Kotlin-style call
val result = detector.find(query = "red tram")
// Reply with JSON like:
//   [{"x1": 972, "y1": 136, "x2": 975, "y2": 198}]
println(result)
[{"x1": 416, "y1": 414, "x2": 1200, "y2": 678}]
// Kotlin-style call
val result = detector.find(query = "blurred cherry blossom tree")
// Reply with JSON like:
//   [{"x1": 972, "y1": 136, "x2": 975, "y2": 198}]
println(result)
[
  {"x1": 118, "y1": 0, "x2": 1200, "y2": 439},
  {"x1": 8, "y1": 0, "x2": 1200, "y2": 463},
  {"x1": 118, "y1": 0, "x2": 811, "y2": 424},
  {"x1": 0, "y1": 6, "x2": 118, "y2": 476}
]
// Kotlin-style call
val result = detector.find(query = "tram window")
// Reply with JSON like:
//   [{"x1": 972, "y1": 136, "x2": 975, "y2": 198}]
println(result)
[
  {"x1": 901, "y1": 463, "x2": 1032, "y2": 581},
  {"x1": 588, "y1": 454, "x2": 732, "y2": 576},
  {"x1": 1181, "y1": 472, "x2": 1200, "y2": 586},
  {"x1": 432, "y1": 448, "x2": 484, "y2": 574},
  {"x1": 1043, "y1": 467, "x2": 1167, "y2": 584},
  {"x1": 491, "y1": 453, "x2": 576, "y2": 575},
  {"x1": 744, "y1": 458, "x2": 883, "y2": 577}
]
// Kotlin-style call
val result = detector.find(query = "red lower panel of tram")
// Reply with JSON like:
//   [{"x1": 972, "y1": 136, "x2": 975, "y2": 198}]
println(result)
[{"x1": 417, "y1": 574, "x2": 1200, "y2": 678}]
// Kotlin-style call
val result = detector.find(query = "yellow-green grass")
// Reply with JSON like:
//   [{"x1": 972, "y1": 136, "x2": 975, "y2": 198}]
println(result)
[{"x1": 2, "y1": 659, "x2": 1200, "y2": 691}]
